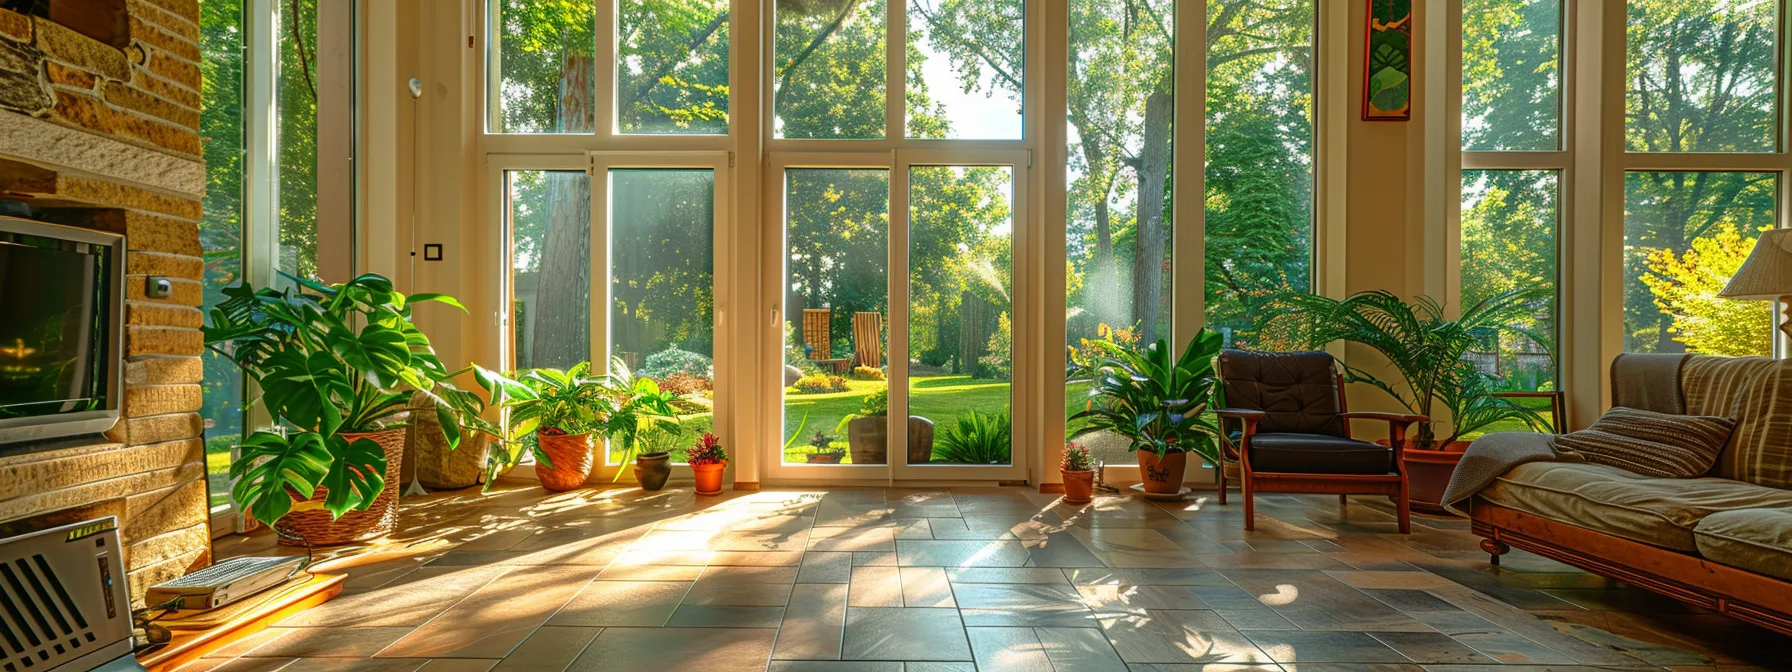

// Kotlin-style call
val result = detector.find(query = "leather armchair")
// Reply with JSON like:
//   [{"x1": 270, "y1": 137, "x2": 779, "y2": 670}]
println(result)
[{"x1": 1213, "y1": 349, "x2": 1425, "y2": 533}]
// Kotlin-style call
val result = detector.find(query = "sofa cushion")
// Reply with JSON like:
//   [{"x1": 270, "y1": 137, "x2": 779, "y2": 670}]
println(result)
[
  {"x1": 1478, "y1": 461, "x2": 1792, "y2": 551},
  {"x1": 1683, "y1": 356, "x2": 1792, "y2": 488},
  {"x1": 1553, "y1": 407, "x2": 1734, "y2": 478},
  {"x1": 1247, "y1": 434, "x2": 1393, "y2": 474},
  {"x1": 1693, "y1": 509, "x2": 1792, "y2": 581}
]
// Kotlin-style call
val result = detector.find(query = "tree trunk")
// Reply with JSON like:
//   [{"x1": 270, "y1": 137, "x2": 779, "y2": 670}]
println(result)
[
  {"x1": 959, "y1": 290, "x2": 988, "y2": 375},
  {"x1": 1133, "y1": 84, "x2": 1173, "y2": 343},
  {"x1": 531, "y1": 55, "x2": 595, "y2": 369}
]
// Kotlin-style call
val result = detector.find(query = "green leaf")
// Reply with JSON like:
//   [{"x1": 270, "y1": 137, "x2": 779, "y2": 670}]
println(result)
[
  {"x1": 408, "y1": 293, "x2": 469, "y2": 312},
  {"x1": 320, "y1": 436, "x2": 389, "y2": 519},
  {"x1": 259, "y1": 349, "x2": 352, "y2": 434},
  {"x1": 332, "y1": 325, "x2": 413, "y2": 389},
  {"x1": 230, "y1": 431, "x2": 334, "y2": 529}
]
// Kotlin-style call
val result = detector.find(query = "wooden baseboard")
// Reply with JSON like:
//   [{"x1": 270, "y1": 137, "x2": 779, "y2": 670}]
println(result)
[
  {"x1": 1471, "y1": 500, "x2": 1792, "y2": 636},
  {"x1": 1038, "y1": 482, "x2": 1065, "y2": 494},
  {"x1": 732, "y1": 481, "x2": 761, "y2": 492},
  {"x1": 139, "y1": 573, "x2": 345, "y2": 672}
]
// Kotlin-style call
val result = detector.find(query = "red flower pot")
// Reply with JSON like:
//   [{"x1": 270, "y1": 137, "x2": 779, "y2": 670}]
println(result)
[
  {"x1": 1402, "y1": 441, "x2": 1470, "y2": 514},
  {"x1": 1061, "y1": 469, "x2": 1095, "y2": 504},
  {"x1": 1136, "y1": 450, "x2": 1187, "y2": 495},
  {"x1": 692, "y1": 461, "x2": 727, "y2": 496}
]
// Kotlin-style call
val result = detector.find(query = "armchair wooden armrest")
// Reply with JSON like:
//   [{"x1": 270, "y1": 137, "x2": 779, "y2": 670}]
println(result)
[
  {"x1": 1340, "y1": 412, "x2": 1427, "y2": 458},
  {"x1": 1213, "y1": 408, "x2": 1267, "y2": 462},
  {"x1": 1214, "y1": 408, "x2": 1268, "y2": 421}
]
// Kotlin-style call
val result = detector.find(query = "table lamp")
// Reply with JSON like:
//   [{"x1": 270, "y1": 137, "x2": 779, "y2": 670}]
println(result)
[{"x1": 1720, "y1": 228, "x2": 1792, "y2": 341}]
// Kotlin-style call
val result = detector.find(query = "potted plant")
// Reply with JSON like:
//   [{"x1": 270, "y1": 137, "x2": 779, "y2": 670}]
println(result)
[
  {"x1": 687, "y1": 432, "x2": 728, "y2": 495},
  {"x1": 1280, "y1": 289, "x2": 1554, "y2": 512},
  {"x1": 478, "y1": 363, "x2": 613, "y2": 492},
  {"x1": 806, "y1": 431, "x2": 843, "y2": 463},
  {"x1": 1061, "y1": 442, "x2": 1096, "y2": 504},
  {"x1": 600, "y1": 358, "x2": 682, "y2": 491},
  {"x1": 836, "y1": 388, "x2": 934, "y2": 465},
  {"x1": 205, "y1": 274, "x2": 493, "y2": 544},
  {"x1": 1069, "y1": 330, "x2": 1225, "y2": 495}
]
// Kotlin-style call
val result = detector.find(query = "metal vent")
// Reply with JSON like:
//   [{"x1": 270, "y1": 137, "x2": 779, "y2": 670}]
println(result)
[
  {"x1": 0, "y1": 554, "x2": 98, "y2": 670},
  {"x1": 0, "y1": 519, "x2": 133, "y2": 672}
]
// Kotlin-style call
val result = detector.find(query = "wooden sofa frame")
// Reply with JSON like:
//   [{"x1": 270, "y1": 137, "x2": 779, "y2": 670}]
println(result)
[{"x1": 1472, "y1": 499, "x2": 1792, "y2": 637}]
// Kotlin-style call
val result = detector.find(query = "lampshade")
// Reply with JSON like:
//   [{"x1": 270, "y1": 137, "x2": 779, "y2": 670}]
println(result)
[{"x1": 1720, "y1": 229, "x2": 1792, "y2": 300}]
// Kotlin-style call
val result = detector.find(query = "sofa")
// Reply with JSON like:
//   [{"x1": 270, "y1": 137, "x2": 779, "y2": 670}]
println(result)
[{"x1": 1448, "y1": 354, "x2": 1792, "y2": 636}]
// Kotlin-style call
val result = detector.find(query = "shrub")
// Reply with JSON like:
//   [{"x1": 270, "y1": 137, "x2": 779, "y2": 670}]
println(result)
[
  {"x1": 792, "y1": 373, "x2": 849, "y2": 394},
  {"x1": 976, "y1": 312, "x2": 1012, "y2": 379},
  {"x1": 640, "y1": 347, "x2": 713, "y2": 379},
  {"x1": 657, "y1": 372, "x2": 713, "y2": 396},
  {"x1": 932, "y1": 409, "x2": 1012, "y2": 465},
  {"x1": 850, "y1": 366, "x2": 885, "y2": 381}
]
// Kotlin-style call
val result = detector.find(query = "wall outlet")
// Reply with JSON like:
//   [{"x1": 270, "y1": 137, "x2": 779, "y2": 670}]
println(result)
[{"x1": 146, "y1": 276, "x2": 173, "y2": 298}]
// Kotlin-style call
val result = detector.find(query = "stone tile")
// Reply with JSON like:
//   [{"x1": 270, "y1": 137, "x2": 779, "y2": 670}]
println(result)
[
  {"x1": 1079, "y1": 584, "x2": 1210, "y2": 613},
  {"x1": 1063, "y1": 568, "x2": 1229, "y2": 586},
  {"x1": 955, "y1": 583, "x2": 1099, "y2": 627},
  {"x1": 967, "y1": 627, "x2": 1052, "y2": 671},
  {"x1": 379, "y1": 565, "x2": 599, "y2": 658},
  {"x1": 596, "y1": 564, "x2": 704, "y2": 581},
  {"x1": 490, "y1": 626, "x2": 599, "y2": 671},
  {"x1": 666, "y1": 604, "x2": 787, "y2": 628},
  {"x1": 1069, "y1": 528, "x2": 1198, "y2": 568},
  {"x1": 549, "y1": 580, "x2": 690, "y2": 627},
  {"x1": 947, "y1": 567, "x2": 1070, "y2": 584},
  {"x1": 1242, "y1": 630, "x2": 1410, "y2": 664},
  {"x1": 275, "y1": 660, "x2": 426, "y2": 672},
  {"x1": 567, "y1": 627, "x2": 777, "y2": 671},
  {"x1": 1187, "y1": 585, "x2": 1268, "y2": 609},
  {"x1": 772, "y1": 583, "x2": 848, "y2": 660},
  {"x1": 902, "y1": 665, "x2": 978, "y2": 672},
  {"x1": 899, "y1": 567, "x2": 955, "y2": 607},
  {"x1": 242, "y1": 627, "x2": 412, "y2": 658},
  {"x1": 1215, "y1": 608, "x2": 1299, "y2": 630},
  {"x1": 808, "y1": 526, "x2": 897, "y2": 552},
  {"x1": 416, "y1": 661, "x2": 499, "y2": 672},
  {"x1": 183, "y1": 659, "x2": 298, "y2": 672},
  {"x1": 797, "y1": 551, "x2": 853, "y2": 583},
  {"x1": 1449, "y1": 631, "x2": 1576, "y2": 664},
  {"x1": 1218, "y1": 570, "x2": 1430, "y2": 632},
  {"x1": 1360, "y1": 588, "x2": 1459, "y2": 612},
  {"x1": 1022, "y1": 531, "x2": 1107, "y2": 568},
  {"x1": 277, "y1": 565, "x2": 508, "y2": 627},
  {"x1": 1404, "y1": 610, "x2": 1500, "y2": 636},
  {"x1": 697, "y1": 565, "x2": 800, "y2": 584},
  {"x1": 682, "y1": 581, "x2": 793, "y2": 606},
  {"x1": 928, "y1": 517, "x2": 1022, "y2": 540},
  {"x1": 849, "y1": 566, "x2": 904, "y2": 607},
  {"x1": 853, "y1": 551, "x2": 898, "y2": 566},
  {"x1": 769, "y1": 663, "x2": 901, "y2": 672},
  {"x1": 1197, "y1": 553, "x2": 1350, "y2": 570},
  {"x1": 1035, "y1": 626, "x2": 1129, "y2": 672},
  {"x1": 1098, "y1": 609, "x2": 1271, "y2": 665},
  {"x1": 1368, "y1": 631, "x2": 1496, "y2": 664},
  {"x1": 841, "y1": 607, "x2": 973, "y2": 661},
  {"x1": 896, "y1": 540, "x2": 1032, "y2": 567},
  {"x1": 710, "y1": 551, "x2": 805, "y2": 566},
  {"x1": 1324, "y1": 570, "x2": 1456, "y2": 590}
]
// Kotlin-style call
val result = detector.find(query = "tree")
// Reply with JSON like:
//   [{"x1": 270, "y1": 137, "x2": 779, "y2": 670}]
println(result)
[{"x1": 1642, "y1": 224, "x2": 1772, "y2": 357}]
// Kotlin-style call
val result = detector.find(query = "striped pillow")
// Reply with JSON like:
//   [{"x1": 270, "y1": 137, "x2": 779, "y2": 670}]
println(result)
[{"x1": 1554, "y1": 407, "x2": 1736, "y2": 478}]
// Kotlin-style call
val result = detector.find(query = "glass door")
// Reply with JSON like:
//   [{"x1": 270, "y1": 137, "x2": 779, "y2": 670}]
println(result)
[{"x1": 765, "y1": 151, "x2": 1028, "y2": 483}]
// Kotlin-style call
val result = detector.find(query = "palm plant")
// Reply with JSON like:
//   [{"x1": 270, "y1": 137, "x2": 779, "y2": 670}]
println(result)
[
  {"x1": 204, "y1": 274, "x2": 495, "y2": 526},
  {"x1": 1278, "y1": 288, "x2": 1552, "y2": 448},
  {"x1": 932, "y1": 409, "x2": 1012, "y2": 464},
  {"x1": 1068, "y1": 329, "x2": 1226, "y2": 464}
]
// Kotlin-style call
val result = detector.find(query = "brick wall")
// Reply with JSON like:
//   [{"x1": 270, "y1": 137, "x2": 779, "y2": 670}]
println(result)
[{"x1": 0, "y1": 0, "x2": 210, "y2": 608}]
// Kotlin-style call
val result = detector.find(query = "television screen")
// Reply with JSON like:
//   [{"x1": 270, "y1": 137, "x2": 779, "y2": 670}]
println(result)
[{"x1": 0, "y1": 235, "x2": 112, "y2": 421}]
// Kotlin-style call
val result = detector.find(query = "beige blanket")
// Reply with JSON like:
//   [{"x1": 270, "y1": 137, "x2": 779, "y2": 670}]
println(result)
[{"x1": 1440, "y1": 432, "x2": 1571, "y2": 516}]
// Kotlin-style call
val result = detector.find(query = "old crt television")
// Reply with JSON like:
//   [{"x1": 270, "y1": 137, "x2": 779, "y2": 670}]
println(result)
[{"x1": 0, "y1": 217, "x2": 124, "y2": 445}]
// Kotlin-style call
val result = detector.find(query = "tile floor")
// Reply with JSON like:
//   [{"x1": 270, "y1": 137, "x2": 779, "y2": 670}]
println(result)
[{"x1": 183, "y1": 484, "x2": 1790, "y2": 671}]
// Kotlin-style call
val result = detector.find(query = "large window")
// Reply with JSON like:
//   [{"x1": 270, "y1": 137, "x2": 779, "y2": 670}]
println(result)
[
  {"x1": 1620, "y1": 0, "x2": 1783, "y2": 357},
  {"x1": 1457, "y1": 0, "x2": 1564, "y2": 392},
  {"x1": 507, "y1": 170, "x2": 592, "y2": 371},
  {"x1": 199, "y1": 0, "x2": 246, "y2": 511},
  {"x1": 773, "y1": 0, "x2": 888, "y2": 139},
  {"x1": 1203, "y1": 0, "x2": 1317, "y2": 348}
]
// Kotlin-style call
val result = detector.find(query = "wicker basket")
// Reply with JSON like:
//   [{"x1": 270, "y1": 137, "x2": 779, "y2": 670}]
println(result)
[
  {"x1": 536, "y1": 431, "x2": 594, "y2": 492},
  {"x1": 409, "y1": 394, "x2": 490, "y2": 490},
  {"x1": 274, "y1": 426, "x2": 406, "y2": 547}
]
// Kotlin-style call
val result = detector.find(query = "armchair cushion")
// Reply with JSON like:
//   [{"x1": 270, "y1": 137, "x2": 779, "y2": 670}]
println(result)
[
  {"x1": 1248, "y1": 433, "x2": 1394, "y2": 475},
  {"x1": 1217, "y1": 350, "x2": 1346, "y2": 437}
]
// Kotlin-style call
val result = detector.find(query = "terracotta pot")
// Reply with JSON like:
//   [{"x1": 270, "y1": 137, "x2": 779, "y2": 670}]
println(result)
[
  {"x1": 1136, "y1": 449, "x2": 1187, "y2": 495},
  {"x1": 1401, "y1": 440, "x2": 1471, "y2": 515},
  {"x1": 635, "y1": 451, "x2": 672, "y2": 491},
  {"x1": 275, "y1": 427, "x2": 406, "y2": 547},
  {"x1": 807, "y1": 454, "x2": 841, "y2": 464},
  {"x1": 692, "y1": 461, "x2": 726, "y2": 495},
  {"x1": 1061, "y1": 469, "x2": 1095, "y2": 504},
  {"x1": 536, "y1": 431, "x2": 594, "y2": 492}
]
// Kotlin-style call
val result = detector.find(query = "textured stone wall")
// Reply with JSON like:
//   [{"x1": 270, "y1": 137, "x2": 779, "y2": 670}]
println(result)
[{"x1": 0, "y1": 0, "x2": 210, "y2": 608}]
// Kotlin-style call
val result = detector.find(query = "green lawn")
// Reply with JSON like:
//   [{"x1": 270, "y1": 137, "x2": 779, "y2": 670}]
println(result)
[{"x1": 782, "y1": 375, "x2": 1020, "y2": 463}]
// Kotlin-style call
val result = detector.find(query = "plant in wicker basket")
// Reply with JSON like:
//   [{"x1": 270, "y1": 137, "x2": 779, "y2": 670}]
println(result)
[{"x1": 204, "y1": 274, "x2": 496, "y2": 530}]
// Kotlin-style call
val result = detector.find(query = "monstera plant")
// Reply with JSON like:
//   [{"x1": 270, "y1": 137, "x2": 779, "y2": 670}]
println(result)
[{"x1": 204, "y1": 274, "x2": 495, "y2": 527}]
